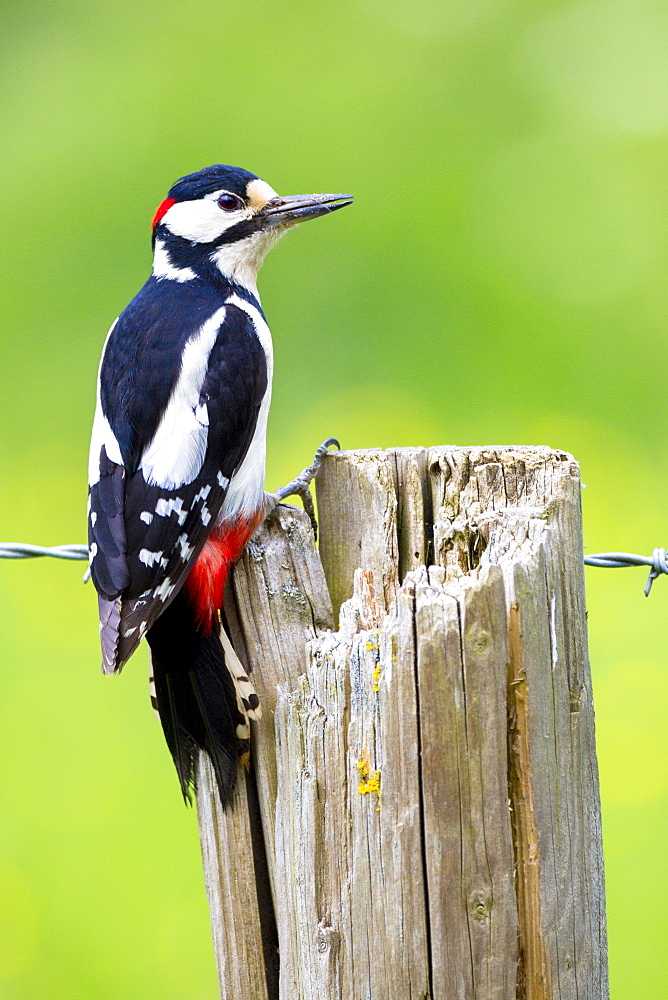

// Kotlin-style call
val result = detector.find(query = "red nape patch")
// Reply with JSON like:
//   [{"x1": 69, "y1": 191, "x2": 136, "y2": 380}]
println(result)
[
  {"x1": 151, "y1": 197, "x2": 175, "y2": 230},
  {"x1": 183, "y1": 518, "x2": 260, "y2": 634}
]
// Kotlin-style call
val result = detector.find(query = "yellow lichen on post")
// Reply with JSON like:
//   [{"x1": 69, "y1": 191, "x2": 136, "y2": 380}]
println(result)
[
  {"x1": 356, "y1": 759, "x2": 381, "y2": 809},
  {"x1": 363, "y1": 632, "x2": 382, "y2": 692}
]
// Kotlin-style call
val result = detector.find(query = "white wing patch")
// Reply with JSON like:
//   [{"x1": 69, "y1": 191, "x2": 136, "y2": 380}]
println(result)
[
  {"x1": 176, "y1": 533, "x2": 194, "y2": 561},
  {"x1": 139, "y1": 307, "x2": 227, "y2": 490},
  {"x1": 153, "y1": 577, "x2": 176, "y2": 602},
  {"x1": 154, "y1": 496, "x2": 186, "y2": 522},
  {"x1": 139, "y1": 548, "x2": 168, "y2": 569},
  {"x1": 88, "y1": 406, "x2": 124, "y2": 486}
]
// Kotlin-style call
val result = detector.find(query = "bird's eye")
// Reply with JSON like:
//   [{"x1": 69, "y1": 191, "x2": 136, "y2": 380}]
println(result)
[{"x1": 217, "y1": 193, "x2": 241, "y2": 212}]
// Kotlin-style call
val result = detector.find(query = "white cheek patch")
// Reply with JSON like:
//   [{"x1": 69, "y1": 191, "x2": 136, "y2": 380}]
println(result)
[{"x1": 162, "y1": 193, "x2": 251, "y2": 244}]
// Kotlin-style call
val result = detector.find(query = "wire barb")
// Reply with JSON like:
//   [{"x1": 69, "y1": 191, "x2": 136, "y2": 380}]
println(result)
[{"x1": 584, "y1": 548, "x2": 668, "y2": 596}]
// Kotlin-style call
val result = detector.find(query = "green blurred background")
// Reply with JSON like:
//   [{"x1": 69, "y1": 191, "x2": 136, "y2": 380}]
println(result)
[{"x1": 1, "y1": 1, "x2": 667, "y2": 996}]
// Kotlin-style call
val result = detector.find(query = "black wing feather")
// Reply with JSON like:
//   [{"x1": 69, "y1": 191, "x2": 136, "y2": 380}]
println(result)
[
  {"x1": 89, "y1": 288, "x2": 268, "y2": 673},
  {"x1": 89, "y1": 447, "x2": 129, "y2": 596},
  {"x1": 101, "y1": 277, "x2": 223, "y2": 472}
]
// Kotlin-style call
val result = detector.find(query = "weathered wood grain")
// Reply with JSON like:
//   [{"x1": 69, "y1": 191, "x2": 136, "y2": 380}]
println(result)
[
  {"x1": 196, "y1": 447, "x2": 608, "y2": 1000},
  {"x1": 230, "y1": 504, "x2": 335, "y2": 893},
  {"x1": 388, "y1": 446, "x2": 429, "y2": 578},
  {"x1": 196, "y1": 757, "x2": 269, "y2": 1000},
  {"x1": 274, "y1": 569, "x2": 431, "y2": 1000},
  {"x1": 416, "y1": 564, "x2": 518, "y2": 999},
  {"x1": 196, "y1": 505, "x2": 334, "y2": 998},
  {"x1": 316, "y1": 449, "x2": 399, "y2": 615},
  {"x1": 426, "y1": 446, "x2": 608, "y2": 998}
]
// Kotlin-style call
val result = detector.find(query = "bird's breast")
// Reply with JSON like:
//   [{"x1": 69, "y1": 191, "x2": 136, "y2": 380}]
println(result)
[{"x1": 218, "y1": 293, "x2": 273, "y2": 523}]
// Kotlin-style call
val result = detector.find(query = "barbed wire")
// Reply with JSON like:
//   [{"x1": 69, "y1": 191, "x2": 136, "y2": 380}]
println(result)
[
  {"x1": 0, "y1": 542, "x2": 88, "y2": 560},
  {"x1": 1, "y1": 540, "x2": 667, "y2": 597},
  {"x1": 0, "y1": 542, "x2": 91, "y2": 583},
  {"x1": 584, "y1": 548, "x2": 668, "y2": 597}
]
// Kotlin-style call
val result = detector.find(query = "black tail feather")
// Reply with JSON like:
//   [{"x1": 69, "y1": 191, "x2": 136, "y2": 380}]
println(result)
[{"x1": 146, "y1": 591, "x2": 248, "y2": 806}]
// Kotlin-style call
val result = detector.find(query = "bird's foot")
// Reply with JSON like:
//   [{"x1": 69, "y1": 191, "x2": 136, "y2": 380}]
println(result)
[{"x1": 272, "y1": 438, "x2": 340, "y2": 538}]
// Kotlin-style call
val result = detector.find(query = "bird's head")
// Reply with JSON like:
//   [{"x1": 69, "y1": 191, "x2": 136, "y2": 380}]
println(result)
[{"x1": 151, "y1": 164, "x2": 352, "y2": 292}]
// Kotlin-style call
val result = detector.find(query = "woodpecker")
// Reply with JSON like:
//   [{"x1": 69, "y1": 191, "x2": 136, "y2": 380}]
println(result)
[{"x1": 88, "y1": 164, "x2": 352, "y2": 805}]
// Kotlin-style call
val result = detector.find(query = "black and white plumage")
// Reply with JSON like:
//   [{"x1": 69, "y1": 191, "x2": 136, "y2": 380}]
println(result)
[{"x1": 87, "y1": 164, "x2": 352, "y2": 803}]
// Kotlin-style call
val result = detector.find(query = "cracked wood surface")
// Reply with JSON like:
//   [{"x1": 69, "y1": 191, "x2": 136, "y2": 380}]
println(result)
[
  {"x1": 197, "y1": 759, "x2": 270, "y2": 1000},
  {"x1": 196, "y1": 447, "x2": 608, "y2": 1000}
]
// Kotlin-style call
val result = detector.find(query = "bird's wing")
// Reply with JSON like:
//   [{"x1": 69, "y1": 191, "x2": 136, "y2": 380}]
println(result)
[{"x1": 88, "y1": 298, "x2": 269, "y2": 673}]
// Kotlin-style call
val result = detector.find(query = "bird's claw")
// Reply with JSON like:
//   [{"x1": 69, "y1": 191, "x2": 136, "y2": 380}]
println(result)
[{"x1": 273, "y1": 438, "x2": 340, "y2": 538}]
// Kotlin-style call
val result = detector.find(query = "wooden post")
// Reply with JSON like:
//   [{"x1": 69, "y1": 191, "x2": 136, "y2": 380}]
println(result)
[{"x1": 196, "y1": 446, "x2": 608, "y2": 1000}]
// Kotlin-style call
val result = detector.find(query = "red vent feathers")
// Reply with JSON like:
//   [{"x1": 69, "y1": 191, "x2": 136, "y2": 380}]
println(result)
[{"x1": 183, "y1": 517, "x2": 261, "y2": 633}]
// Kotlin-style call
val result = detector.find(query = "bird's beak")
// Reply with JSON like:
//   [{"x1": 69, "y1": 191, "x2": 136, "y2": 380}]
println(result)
[{"x1": 259, "y1": 192, "x2": 353, "y2": 229}]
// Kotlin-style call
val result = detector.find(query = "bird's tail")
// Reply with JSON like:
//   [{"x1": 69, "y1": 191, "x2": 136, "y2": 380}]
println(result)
[{"x1": 146, "y1": 591, "x2": 261, "y2": 806}]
